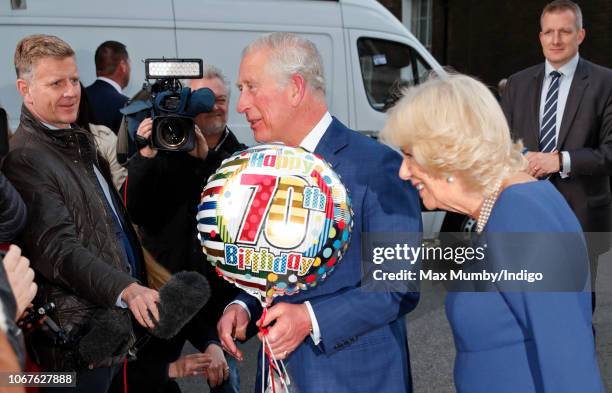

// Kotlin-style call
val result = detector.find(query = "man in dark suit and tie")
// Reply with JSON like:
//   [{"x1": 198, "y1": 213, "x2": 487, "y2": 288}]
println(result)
[
  {"x1": 501, "y1": 0, "x2": 612, "y2": 305},
  {"x1": 217, "y1": 32, "x2": 422, "y2": 392},
  {"x1": 86, "y1": 41, "x2": 131, "y2": 134}
]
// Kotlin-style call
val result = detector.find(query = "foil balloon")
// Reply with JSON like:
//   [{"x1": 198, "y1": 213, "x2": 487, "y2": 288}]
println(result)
[{"x1": 197, "y1": 144, "x2": 353, "y2": 305}]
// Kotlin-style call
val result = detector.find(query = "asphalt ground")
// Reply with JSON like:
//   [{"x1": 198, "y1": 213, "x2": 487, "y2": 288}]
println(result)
[{"x1": 179, "y1": 250, "x2": 612, "y2": 393}]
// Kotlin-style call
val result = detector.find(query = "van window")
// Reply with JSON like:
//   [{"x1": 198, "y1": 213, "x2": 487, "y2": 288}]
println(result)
[{"x1": 357, "y1": 37, "x2": 431, "y2": 111}]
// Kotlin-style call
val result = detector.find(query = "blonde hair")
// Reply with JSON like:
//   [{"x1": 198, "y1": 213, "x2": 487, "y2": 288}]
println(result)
[
  {"x1": 14, "y1": 34, "x2": 75, "y2": 79},
  {"x1": 542, "y1": 0, "x2": 583, "y2": 30},
  {"x1": 382, "y1": 73, "x2": 527, "y2": 195}
]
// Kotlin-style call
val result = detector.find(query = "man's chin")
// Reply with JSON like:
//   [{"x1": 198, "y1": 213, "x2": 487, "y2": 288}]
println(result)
[
  {"x1": 201, "y1": 125, "x2": 225, "y2": 137},
  {"x1": 252, "y1": 127, "x2": 274, "y2": 144},
  {"x1": 56, "y1": 116, "x2": 77, "y2": 128},
  {"x1": 59, "y1": 112, "x2": 78, "y2": 124}
]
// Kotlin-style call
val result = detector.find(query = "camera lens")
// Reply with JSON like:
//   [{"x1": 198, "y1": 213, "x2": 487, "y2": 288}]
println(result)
[
  {"x1": 158, "y1": 117, "x2": 188, "y2": 147},
  {"x1": 152, "y1": 114, "x2": 196, "y2": 152}
]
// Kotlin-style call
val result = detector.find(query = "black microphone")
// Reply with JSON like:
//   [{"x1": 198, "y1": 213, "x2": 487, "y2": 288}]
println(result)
[
  {"x1": 78, "y1": 308, "x2": 132, "y2": 367},
  {"x1": 78, "y1": 272, "x2": 210, "y2": 366},
  {"x1": 148, "y1": 271, "x2": 210, "y2": 339}
]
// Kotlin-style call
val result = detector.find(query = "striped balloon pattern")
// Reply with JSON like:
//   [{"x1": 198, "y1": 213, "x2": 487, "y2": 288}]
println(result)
[{"x1": 197, "y1": 144, "x2": 353, "y2": 305}]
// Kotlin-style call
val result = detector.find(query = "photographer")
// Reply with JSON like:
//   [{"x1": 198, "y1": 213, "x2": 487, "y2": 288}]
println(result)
[{"x1": 124, "y1": 65, "x2": 245, "y2": 393}]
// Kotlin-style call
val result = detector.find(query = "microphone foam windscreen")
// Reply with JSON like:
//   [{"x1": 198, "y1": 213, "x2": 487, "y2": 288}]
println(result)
[
  {"x1": 149, "y1": 271, "x2": 210, "y2": 339},
  {"x1": 187, "y1": 88, "x2": 215, "y2": 116},
  {"x1": 78, "y1": 309, "x2": 131, "y2": 366}
]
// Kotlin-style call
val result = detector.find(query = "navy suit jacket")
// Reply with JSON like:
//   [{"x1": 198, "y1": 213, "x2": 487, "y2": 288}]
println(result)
[
  {"x1": 238, "y1": 118, "x2": 422, "y2": 393},
  {"x1": 86, "y1": 79, "x2": 129, "y2": 134}
]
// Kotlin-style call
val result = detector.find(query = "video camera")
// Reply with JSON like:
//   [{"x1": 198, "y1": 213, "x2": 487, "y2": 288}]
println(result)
[{"x1": 144, "y1": 58, "x2": 216, "y2": 151}]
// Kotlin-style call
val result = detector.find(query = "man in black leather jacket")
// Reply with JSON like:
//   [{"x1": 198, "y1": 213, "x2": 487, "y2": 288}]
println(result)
[
  {"x1": 2, "y1": 34, "x2": 159, "y2": 393},
  {"x1": 124, "y1": 65, "x2": 246, "y2": 393}
]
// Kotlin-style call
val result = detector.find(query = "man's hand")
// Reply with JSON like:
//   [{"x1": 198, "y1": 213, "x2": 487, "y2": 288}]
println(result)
[
  {"x1": 525, "y1": 151, "x2": 560, "y2": 178},
  {"x1": 2, "y1": 245, "x2": 37, "y2": 320},
  {"x1": 136, "y1": 118, "x2": 157, "y2": 158},
  {"x1": 168, "y1": 352, "x2": 212, "y2": 379},
  {"x1": 257, "y1": 302, "x2": 312, "y2": 360},
  {"x1": 203, "y1": 343, "x2": 230, "y2": 387},
  {"x1": 121, "y1": 282, "x2": 160, "y2": 328},
  {"x1": 217, "y1": 304, "x2": 249, "y2": 361},
  {"x1": 188, "y1": 125, "x2": 209, "y2": 160}
]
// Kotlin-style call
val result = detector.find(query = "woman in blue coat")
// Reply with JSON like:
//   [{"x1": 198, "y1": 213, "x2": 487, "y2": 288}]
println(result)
[{"x1": 383, "y1": 74, "x2": 604, "y2": 392}]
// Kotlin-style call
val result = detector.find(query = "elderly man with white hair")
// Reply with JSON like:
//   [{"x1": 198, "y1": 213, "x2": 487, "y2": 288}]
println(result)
[{"x1": 217, "y1": 32, "x2": 422, "y2": 393}]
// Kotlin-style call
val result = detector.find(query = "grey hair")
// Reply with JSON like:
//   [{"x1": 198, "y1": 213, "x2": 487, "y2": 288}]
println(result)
[
  {"x1": 243, "y1": 32, "x2": 326, "y2": 95},
  {"x1": 541, "y1": 0, "x2": 583, "y2": 30},
  {"x1": 201, "y1": 63, "x2": 231, "y2": 98}
]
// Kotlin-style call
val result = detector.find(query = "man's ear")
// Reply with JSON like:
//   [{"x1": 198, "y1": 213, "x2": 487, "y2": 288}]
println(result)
[
  {"x1": 16, "y1": 78, "x2": 33, "y2": 105},
  {"x1": 288, "y1": 73, "x2": 306, "y2": 106},
  {"x1": 120, "y1": 60, "x2": 129, "y2": 74},
  {"x1": 577, "y1": 28, "x2": 586, "y2": 45}
]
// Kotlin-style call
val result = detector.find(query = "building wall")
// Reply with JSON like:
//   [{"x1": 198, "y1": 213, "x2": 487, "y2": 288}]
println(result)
[
  {"x1": 378, "y1": 0, "x2": 402, "y2": 20},
  {"x1": 430, "y1": 0, "x2": 612, "y2": 87}
]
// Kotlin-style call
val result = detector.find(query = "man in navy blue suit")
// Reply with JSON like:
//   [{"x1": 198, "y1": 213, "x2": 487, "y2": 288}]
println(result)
[
  {"x1": 86, "y1": 41, "x2": 130, "y2": 134},
  {"x1": 217, "y1": 32, "x2": 422, "y2": 393}
]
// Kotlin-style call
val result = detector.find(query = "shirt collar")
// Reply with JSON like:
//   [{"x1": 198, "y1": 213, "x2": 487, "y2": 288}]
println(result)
[
  {"x1": 545, "y1": 53, "x2": 580, "y2": 79},
  {"x1": 212, "y1": 127, "x2": 230, "y2": 152},
  {"x1": 42, "y1": 121, "x2": 62, "y2": 130},
  {"x1": 97, "y1": 76, "x2": 124, "y2": 94},
  {"x1": 299, "y1": 111, "x2": 332, "y2": 152}
]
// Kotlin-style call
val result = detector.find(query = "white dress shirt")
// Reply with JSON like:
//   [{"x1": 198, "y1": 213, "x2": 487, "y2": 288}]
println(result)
[
  {"x1": 229, "y1": 111, "x2": 332, "y2": 345},
  {"x1": 539, "y1": 53, "x2": 579, "y2": 177}
]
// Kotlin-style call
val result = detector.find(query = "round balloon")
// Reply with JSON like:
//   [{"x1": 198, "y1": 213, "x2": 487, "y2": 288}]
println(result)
[{"x1": 197, "y1": 144, "x2": 353, "y2": 305}]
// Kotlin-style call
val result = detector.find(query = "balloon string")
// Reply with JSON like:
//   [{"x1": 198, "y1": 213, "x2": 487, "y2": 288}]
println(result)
[{"x1": 259, "y1": 307, "x2": 290, "y2": 393}]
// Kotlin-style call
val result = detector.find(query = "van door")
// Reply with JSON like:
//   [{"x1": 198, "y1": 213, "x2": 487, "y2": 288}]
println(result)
[{"x1": 346, "y1": 29, "x2": 440, "y2": 136}]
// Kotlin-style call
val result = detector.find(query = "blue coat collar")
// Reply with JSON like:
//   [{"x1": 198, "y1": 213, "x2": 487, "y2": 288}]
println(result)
[{"x1": 313, "y1": 117, "x2": 350, "y2": 169}]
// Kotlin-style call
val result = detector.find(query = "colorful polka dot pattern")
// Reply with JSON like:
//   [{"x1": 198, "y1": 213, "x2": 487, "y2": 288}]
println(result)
[{"x1": 197, "y1": 144, "x2": 353, "y2": 305}]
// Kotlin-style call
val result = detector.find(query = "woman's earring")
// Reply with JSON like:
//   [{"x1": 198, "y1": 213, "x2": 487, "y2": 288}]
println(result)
[{"x1": 446, "y1": 176, "x2": 455, "y2": 183}]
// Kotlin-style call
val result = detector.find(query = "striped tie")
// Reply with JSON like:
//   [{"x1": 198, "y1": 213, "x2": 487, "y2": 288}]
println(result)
[{"x1": 539, "y1": 70, "x2": 561, "y2": 152}]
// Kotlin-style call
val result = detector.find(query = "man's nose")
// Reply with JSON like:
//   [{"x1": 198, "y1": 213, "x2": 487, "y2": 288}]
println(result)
[
  {"x1": 552, "y1": 31, "x2": 562, "y2": 44},
  {"x1": 65, "y1": 82, "x2": 79, "y2": 98},
  {"x1": 236, "y1": 92, "x2": 248, "y2": 114}
]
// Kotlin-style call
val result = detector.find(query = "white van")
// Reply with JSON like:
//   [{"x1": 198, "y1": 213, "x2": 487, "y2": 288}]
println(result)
[{"x1": 0, "y1": 0, "x2": 446, "y2": 235}]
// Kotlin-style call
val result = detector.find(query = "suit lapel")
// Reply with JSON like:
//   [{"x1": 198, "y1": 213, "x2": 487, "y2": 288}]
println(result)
[
  {"x1": 557, "y1": 59, "x2": 589, "y2": 149},
  {"x1": 531, "y1": 65, "x2": 546, "y2": 144},
  {"x1": 314, "y1": 117, "x2": 349, "y2": 170}
]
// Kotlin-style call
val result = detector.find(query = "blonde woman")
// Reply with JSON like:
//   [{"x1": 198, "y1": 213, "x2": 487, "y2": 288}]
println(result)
[{"x1": 383, "y1": 74, "x2": 603, "y2": 392}]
